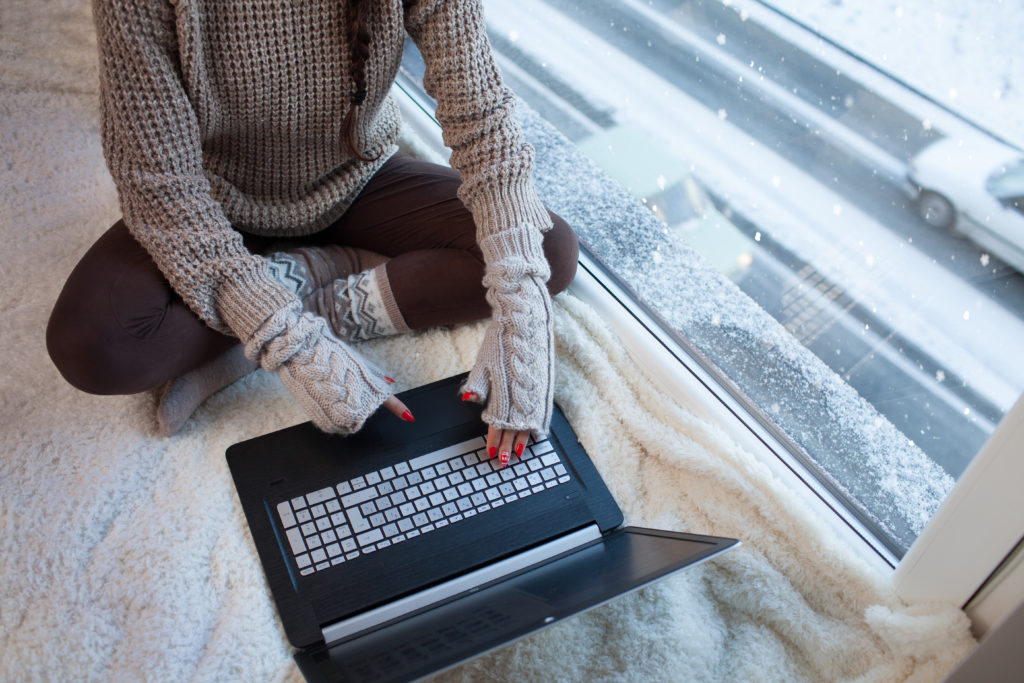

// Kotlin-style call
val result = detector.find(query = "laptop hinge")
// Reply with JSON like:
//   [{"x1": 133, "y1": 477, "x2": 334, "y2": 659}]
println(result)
[{"x1": 320, "y1": 524, "x2": 602, "y2": 646}]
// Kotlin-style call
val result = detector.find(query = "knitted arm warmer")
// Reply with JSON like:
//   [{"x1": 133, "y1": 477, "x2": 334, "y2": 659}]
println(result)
[
  {"x1": 407, "y1": 0, "x2": 556, "y2": 434},
  {"x1": 222, "y1": 293, "x2": 393, "y2": 435}
]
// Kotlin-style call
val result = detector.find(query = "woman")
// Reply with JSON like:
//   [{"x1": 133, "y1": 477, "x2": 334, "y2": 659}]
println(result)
[{"x1": 46, "y1": 0, "x2": 578, "y2": 466}]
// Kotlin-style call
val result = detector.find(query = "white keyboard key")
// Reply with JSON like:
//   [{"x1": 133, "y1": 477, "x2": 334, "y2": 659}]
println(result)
[
  {"x1": 341, "y1": 487, "x2": 378, "y2": 508},
  {"x1": 382, "y1": 523, "x2": 399, "y2": 537},
  {"x1": 307, "y1": 487, "x2": 336, "y2": 505},
  {"x1": 291, "y1": 496, "x2": 308, "y2": 510},
  {"x1": 351, "y1": 476, "x2": 367, "y2": 490},
  {"x1": 398, "y1": 518, "x2": 414, "y2": 532},
  {"x1": 541, "y1": 453, "x2": 560, "y2": 467},
  {"x1": 532, "y1": 440, "x2": 555, "y2": 455},
  {"x1": 554, "y1": 464, "x2": 567, "y2": 476},
  {"x1": 277, "y1": 502, "x2": 296, "y2": 529},
  {"x1": 310, "y1": 548, "x2": 327, "y2": 563},
  {"x1": 286, "y1": 528, "x2": 307, "y2": 555},
  {"x1": 357, "y1": 529, "x2": 384, "y2": 547},
  {"x1": 366, "y1": 471, "x2": 382, "y2": 486},
  {"x1": 295, "y1": 553, "x2": 311, "y2": 568},
  {"x1": 341, "y1": 538, "x2": 357, "y2": 553},
  {"x1": 394, "y1": 462, "x2": 411, "y2": 475},
  {"x1": 410, "y1": 437, "x2": 486, "y2": 471},
  {"x1": 380, "y1": 466, "x2": 396, "y2": 480},
  {"x1": 347, "y1": 508, "x2": 371, "y2": 533},
  {"x1": 336, "y1": 481, "x2": 352, "y2": 496}
]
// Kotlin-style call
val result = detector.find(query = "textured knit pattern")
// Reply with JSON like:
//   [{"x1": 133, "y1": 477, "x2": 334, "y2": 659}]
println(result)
[
  {"x1": 245, "y1": 303, "x2": 393, "y2": 434},
  {"x1": 461, "y1": 227, "x2": 554, "y2": 434},
  {"x1": 93, "y1": 0, "x2": 556, "y2": 434}
]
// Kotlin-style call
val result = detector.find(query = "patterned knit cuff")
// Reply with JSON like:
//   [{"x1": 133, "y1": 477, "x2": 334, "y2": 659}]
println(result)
[{"x1": 215, "y1": 265, "x2": 303, "y2": 342}]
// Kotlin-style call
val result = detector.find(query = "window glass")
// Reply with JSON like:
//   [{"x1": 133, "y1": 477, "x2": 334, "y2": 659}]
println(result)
[{"x1": 463, "y1": 0, "x2": 1024, "y2": 557}]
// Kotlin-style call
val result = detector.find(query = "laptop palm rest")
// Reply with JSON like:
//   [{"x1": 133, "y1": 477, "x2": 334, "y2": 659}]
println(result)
[{"x1": 296, "y1": 527, "x2": 738, "y2": 683}]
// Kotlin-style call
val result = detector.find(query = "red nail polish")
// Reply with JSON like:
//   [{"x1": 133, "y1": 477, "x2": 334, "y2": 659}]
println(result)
[
  {"x1": 385, "y1": 376, "x2": 395, "y2": 383},
  {"x1": 401, "y1": 410, "x2": 415, "y2": 422},
  {"x1": 515, "y1": 443, "x2": 525, "y2": 458},
  {"x1": 489, "y1": 446, "x2": 497, "y2": 459},
  {"x1": 500, "y1": 451, "x2": 510, "y2": 467},
  {"x1": 462, "y1": 392, "x2": 475, "y2": 401}
]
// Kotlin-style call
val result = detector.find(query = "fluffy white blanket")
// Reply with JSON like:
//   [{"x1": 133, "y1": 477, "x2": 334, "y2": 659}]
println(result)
[{"x1": 1, "y1": 1, "x2": 975, "y2": 680}]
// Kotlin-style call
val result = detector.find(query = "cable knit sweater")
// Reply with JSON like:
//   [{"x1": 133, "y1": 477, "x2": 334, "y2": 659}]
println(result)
[{"x1": 93, "y1": 0, "x2": 555, "y2": 434}]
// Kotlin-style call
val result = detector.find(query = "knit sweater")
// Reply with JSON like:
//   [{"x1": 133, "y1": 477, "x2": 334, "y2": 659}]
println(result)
[{"x1": 93, "y1": 0, "x2": 555, "y2": 434}]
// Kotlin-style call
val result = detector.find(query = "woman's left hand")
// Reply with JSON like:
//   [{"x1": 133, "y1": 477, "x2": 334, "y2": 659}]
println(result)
[{"x1": 487, "y1": 426, "x2": 531, "y2": 468}]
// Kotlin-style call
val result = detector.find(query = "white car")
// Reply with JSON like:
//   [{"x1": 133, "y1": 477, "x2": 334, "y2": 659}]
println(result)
[{"x1": 904, "y1": 135, "x2": 1024, "y2": 273}]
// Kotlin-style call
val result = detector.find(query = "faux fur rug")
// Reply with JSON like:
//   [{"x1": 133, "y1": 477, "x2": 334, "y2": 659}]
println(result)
[{"x1": 1, "y1": 1, "x2": 976, "y2": 680}]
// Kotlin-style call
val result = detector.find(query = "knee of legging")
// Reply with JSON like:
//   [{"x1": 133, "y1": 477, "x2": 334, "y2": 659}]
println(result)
[
  {"x1": 544, "y1": 213, "x2": 580, "y2": 296},
  {"x1": 47, "y1": 311, "x2": 111, "y2": 395},
  {"x1": 45, "y1": 305, "x2": 149, "y2": 396}
]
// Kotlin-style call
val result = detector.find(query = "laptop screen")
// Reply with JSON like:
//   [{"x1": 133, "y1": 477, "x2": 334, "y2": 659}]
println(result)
[{"x1": 296, "y1": 527, "x2": 737, "y2": 683}]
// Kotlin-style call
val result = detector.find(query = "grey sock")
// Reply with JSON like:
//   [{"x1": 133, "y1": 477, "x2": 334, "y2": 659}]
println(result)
[{"x1": 155, "y1": 344, "x2": 258, "y2": 436}]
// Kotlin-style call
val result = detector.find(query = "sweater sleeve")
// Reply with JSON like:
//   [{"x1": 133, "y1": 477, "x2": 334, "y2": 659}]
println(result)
[
  {"x1": 404, "y1": 0, "x2": 553, "y2": 240},
  {"x1": 92, "y1": 0, "x2": 295, "y2": 338}
]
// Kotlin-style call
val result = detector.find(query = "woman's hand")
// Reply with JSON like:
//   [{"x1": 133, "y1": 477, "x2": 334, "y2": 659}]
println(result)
[
  {"x1": 487, "y1": 426, "x2": 530, "y2": 468},
  {"x1": 460, "y1": 228, "x2": 556, "y2": 443}
]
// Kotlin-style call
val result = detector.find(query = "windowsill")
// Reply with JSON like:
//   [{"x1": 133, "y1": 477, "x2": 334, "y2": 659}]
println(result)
[{"x1": 393, "y1": 79, "x2": 896, "y2": 573}]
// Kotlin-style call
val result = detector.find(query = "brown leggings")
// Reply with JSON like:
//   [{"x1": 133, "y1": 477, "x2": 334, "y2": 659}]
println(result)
[{"x1": 46, "y1": 152, "x2": 579, "y2": 395}]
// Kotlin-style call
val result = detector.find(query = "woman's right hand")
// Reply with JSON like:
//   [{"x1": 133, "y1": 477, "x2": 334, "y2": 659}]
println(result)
[{"x1": 246, "y1": 303, "x2": 407, "y2": 434}]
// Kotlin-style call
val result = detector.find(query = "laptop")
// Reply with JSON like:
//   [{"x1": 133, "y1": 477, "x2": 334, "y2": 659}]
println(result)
[{"x1": 226, "y1": 373, "x2": 738, "y2": 682}]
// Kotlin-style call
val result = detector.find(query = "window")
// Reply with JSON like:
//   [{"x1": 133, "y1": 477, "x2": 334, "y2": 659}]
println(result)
[{"x1": 401, "y1": 0, "x2": 1024, "y2": 561}]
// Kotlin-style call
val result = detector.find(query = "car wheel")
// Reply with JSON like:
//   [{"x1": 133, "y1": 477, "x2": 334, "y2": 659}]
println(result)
[{"x1": 917, "y1": 190, "x2": 957, "y2": 229}]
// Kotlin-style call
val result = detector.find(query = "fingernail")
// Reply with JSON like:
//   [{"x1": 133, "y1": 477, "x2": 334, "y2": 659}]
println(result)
[
  {"x1": 385, "y1": 376, "x2": 395, "y2": 384},
  {"x1": 515, "y1": 443, "x2": 525, "y2": 458},
  {"x1": 401, "y1": 410, "x2": 415, "y2": 422},
  {"x1": 461, "y1": 391, "x2": 476, "y2": 401},
  {"x1": 489, "y1": 446, "x2": 497, "y2": 459},
  {"x1": 500, "y1": 451, "x2": 510, "y2": 467}
]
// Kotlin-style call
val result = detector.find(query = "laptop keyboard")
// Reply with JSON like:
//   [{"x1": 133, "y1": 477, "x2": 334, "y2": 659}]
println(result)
[{"x1": 275, "y1": 436, "x2": 571, "y2": 576}]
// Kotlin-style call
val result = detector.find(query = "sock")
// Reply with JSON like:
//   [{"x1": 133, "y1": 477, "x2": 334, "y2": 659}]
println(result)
[
  {"x1": 322, "y1": 265, "x2": 411, "y2": 342},
  {"x1": 155, "y1": 343, "x2": 258, "y2": 436},
  {"x1": 266, "y1": 247, "x2": 409, "y2": 342}
]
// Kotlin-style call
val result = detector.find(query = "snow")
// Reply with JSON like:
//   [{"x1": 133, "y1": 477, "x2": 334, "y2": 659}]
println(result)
[{"x1": 763, "y1": 0, "x2": 1024, "y2": 149}]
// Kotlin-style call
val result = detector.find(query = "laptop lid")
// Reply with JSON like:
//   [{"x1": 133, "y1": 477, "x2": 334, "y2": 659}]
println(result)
[
  {"x1": 227, "y1": 374, "x2": 624, "y2": 649},
  {"x1": 294, "y1": 527, "x2": 739, "y2": 682}
]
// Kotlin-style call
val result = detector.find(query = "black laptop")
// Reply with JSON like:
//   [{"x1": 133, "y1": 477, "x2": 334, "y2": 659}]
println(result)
[{"x1": 226, "y1": 373, "x2": 738, "y2": 682}]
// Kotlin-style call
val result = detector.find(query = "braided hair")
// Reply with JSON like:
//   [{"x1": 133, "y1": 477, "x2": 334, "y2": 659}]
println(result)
[{"x1": 340, "y1": 0, "x2": 374, "y2": 160}]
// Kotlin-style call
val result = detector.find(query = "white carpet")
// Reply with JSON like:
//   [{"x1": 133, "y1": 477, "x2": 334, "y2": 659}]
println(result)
[{"x1": 1, "y1": 1, "x2": 977, "y2": 680}]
